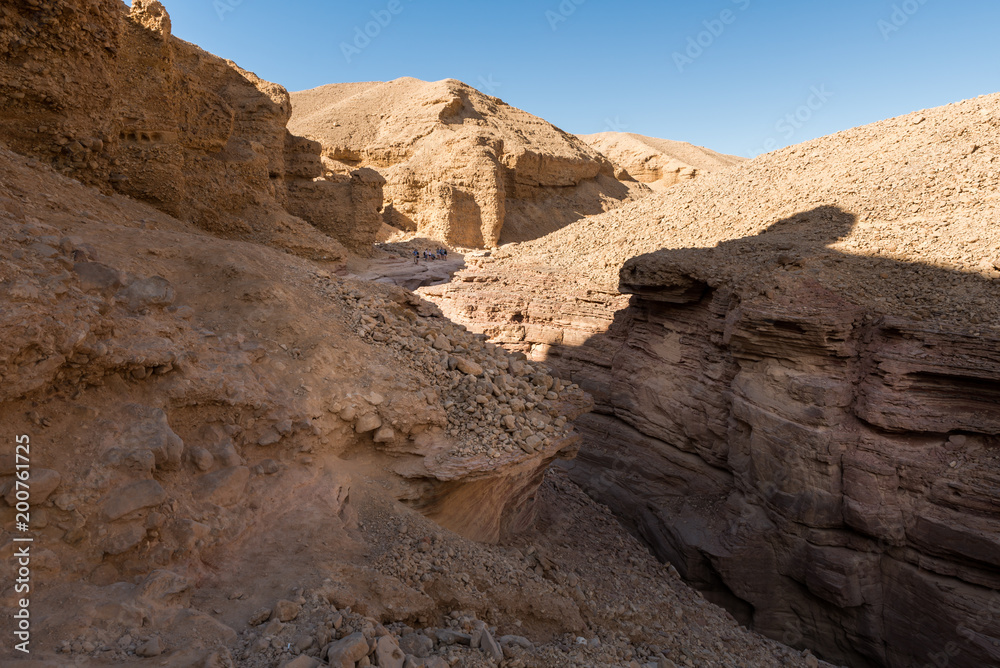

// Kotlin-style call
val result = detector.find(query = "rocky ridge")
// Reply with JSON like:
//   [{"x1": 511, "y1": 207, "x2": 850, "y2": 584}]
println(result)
[{"x1": 289, "y1": 78, "x2": 647, "y2": 248}]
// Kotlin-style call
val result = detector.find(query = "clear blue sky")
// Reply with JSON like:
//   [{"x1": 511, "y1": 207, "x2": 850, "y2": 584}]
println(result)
[{"x1": 158, "y1": 0, "x2": 998, "y2": 158}]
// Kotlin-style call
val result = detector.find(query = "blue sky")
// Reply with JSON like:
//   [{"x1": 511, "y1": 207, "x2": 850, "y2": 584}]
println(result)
[{"x1": 160, "y1": 0, "x2": 998, "y2": 158}]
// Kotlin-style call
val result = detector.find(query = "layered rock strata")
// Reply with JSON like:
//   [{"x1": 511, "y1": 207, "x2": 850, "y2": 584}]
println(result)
[{"x1": 422, "y1": 93, "x2": 1000, "y2": 667}]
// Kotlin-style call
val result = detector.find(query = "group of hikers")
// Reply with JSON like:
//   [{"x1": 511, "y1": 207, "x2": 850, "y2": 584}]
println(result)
[{"x1": 413, "y1": 247, "x2": 448, "y2": 264}]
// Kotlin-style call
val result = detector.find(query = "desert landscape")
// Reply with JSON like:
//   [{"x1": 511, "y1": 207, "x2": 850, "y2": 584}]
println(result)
[{"x1": 1, "y1": 1, "x2": 998, "y2": 667}]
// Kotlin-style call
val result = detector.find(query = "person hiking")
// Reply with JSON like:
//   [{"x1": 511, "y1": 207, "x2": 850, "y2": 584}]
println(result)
[{"x1": 413, "y1": 249, "x2": 419, "y2": 264}]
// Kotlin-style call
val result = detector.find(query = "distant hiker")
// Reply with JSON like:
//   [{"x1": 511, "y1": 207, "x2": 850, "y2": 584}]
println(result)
[{"x1": 413, "y1": 250, "x2": 419, "y2": 264}]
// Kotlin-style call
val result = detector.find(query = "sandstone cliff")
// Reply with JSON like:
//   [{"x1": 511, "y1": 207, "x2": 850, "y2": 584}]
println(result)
[
  {"x1": 289, "y1": 78, "x2": 647, "y2": 248},
  {"x1": 0, "y1": 0, "x2": 383, "y2": 255},
  {"x1": 578, "y1": 132, "x2": 745, "y2": 191},
  {"x1": 421, "y1": 93, "x2": 1000, "y2": 667}
]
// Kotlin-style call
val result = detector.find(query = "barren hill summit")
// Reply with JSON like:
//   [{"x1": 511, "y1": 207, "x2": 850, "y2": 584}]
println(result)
[
  {"x1": 578, "y1": 131, "x2": 746, "y2": 191},
  {"x1": 289, "y1": 77, "x2": 647, "y2": 247}
]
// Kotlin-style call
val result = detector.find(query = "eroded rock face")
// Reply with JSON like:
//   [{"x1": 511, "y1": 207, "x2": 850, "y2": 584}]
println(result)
[
  {"x1": 421, "y1": 91, "x2": 1000, "y2": 666},
  {"x1": 289, "y1": 78, "x2": 647, "y2": 247},
  {"x1": 0, "y1": 0, "x2": 380, "y2": 255},
  {"x1": 425, "y1": 234, "x2": 1000, "y2": 667},
  {"x1": 588, "y1": 241, "x2": 1000, "y2": 668}
]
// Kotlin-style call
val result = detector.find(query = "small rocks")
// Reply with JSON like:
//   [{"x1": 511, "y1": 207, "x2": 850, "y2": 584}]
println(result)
[
  {"x1": 398, "y1": 632, "x2": 434, "y2": 658},
  {"x1": 373, "y1": 425, "x2": 396, "y2": 443},
  {"x1": 281, "y1": 655, "x2": 320, "y2": 668},
  {"x1": 455, "y1": 357, "x2": 482, "y2": 376},
  {"x1": 5, "y1": 467, "x2": 61, "y2": 505},
  {"x1": 335, "y1": 284, "x2": 582, "y2": 460},
  {"x1": 117, "y1": 275, "x2": 175, "y2": 310},
  {"x1": 255, "y1": 458, "x2": 281, "y2": 475},
  {"x1": 355, "y1": 413, "x2": 382, "y2": 433},
  {"x1": 248, "y1": 608, "x2": 272, "y2": 626},
  {"x1": 479, "y1": 626, "x2": 503, "y2": 662},
  {"x1": 325, "y1": 631, "x2": 369, "y2": 667},
  {"x1": 98, "y1": 479, "x2": 166, "y2": 521},
  {"x1": 262, "y1": 618, "x2": 284, "y2": 636},
  {"x1": 189, "y1": 446, "x2": 215, "y2": 471},
  {"x1": 136, "y1": 637, "x2": 162, "y2": 657},
  {"x1": 375, "y1": 635, "x2": 406, "y2": 668},
  {"x1": 434, "y1": 629, "x2": 472, "y2": 646},
  {"x1": 273, "y1": 599, "x2": 302, "y2": 622},
  {"x1": 193, "y1": 466, "x2": 250, "y2": 507},
  {"x1": 73, "y1": 260, "x2": 124, "y2": 293},
  {"x1": 258, "y1": 428, "x2": 282, "y2": 446}
]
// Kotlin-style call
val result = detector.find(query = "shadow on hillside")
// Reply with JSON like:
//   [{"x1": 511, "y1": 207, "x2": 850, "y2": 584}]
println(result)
[
  {"x1": 545, "y1": 205, "x2": 1000, "y2": 668},
  {"x1": 498, "y1": 173, "x2": 646, "y2": 244}
]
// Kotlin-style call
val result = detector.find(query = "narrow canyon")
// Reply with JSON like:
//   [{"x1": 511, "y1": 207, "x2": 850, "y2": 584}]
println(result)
[{"x1": 0, "y1": 2, "x2": 998, "y2": 668}]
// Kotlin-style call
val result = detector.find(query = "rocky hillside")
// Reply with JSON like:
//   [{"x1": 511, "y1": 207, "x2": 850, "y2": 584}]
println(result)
[
  {"x1": 0, "y1": 139, "x2": 821, "y2": 668},
  {"x1": 0, "y1": 2, "x2": 827, "y2": 667},
  {"x1": 422, "y1": 93, "x2": 1000, "y2": 667},
  {"x1": 0, "y1": 0, "x2": 384, "y2": 255},
  {"x1": 289, "y1": 78, "x2": 647, "y2": 248},
  {"x1": 578, "y1": 132, "x2": 744, "y2": 191}
]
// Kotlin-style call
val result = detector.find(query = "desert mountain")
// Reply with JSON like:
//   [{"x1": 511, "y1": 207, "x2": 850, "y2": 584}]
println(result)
[
  {"x1": 422, "y1": 92, "x2": 1000, "y2": 667},
  {"x1": 578, "y1": 132, "x2": 745, "y2": 191},
  {"x1": 289, "y1": 78, "x2": 647, "y2": 248}
]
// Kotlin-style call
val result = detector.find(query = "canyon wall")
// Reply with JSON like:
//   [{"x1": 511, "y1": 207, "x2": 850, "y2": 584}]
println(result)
[
  {"x1": 0, "y1": 141, "x2": 596, "y2": 661},
  {"x1": 0, "y1": 0, "x2": 383, "y2": 255},
  {"x1": 421, "y1": 91, "x2": 1000, "y2": 666},
  {"x1": 424, "y1": 225, "x2": 1000, "y2": 667}
]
